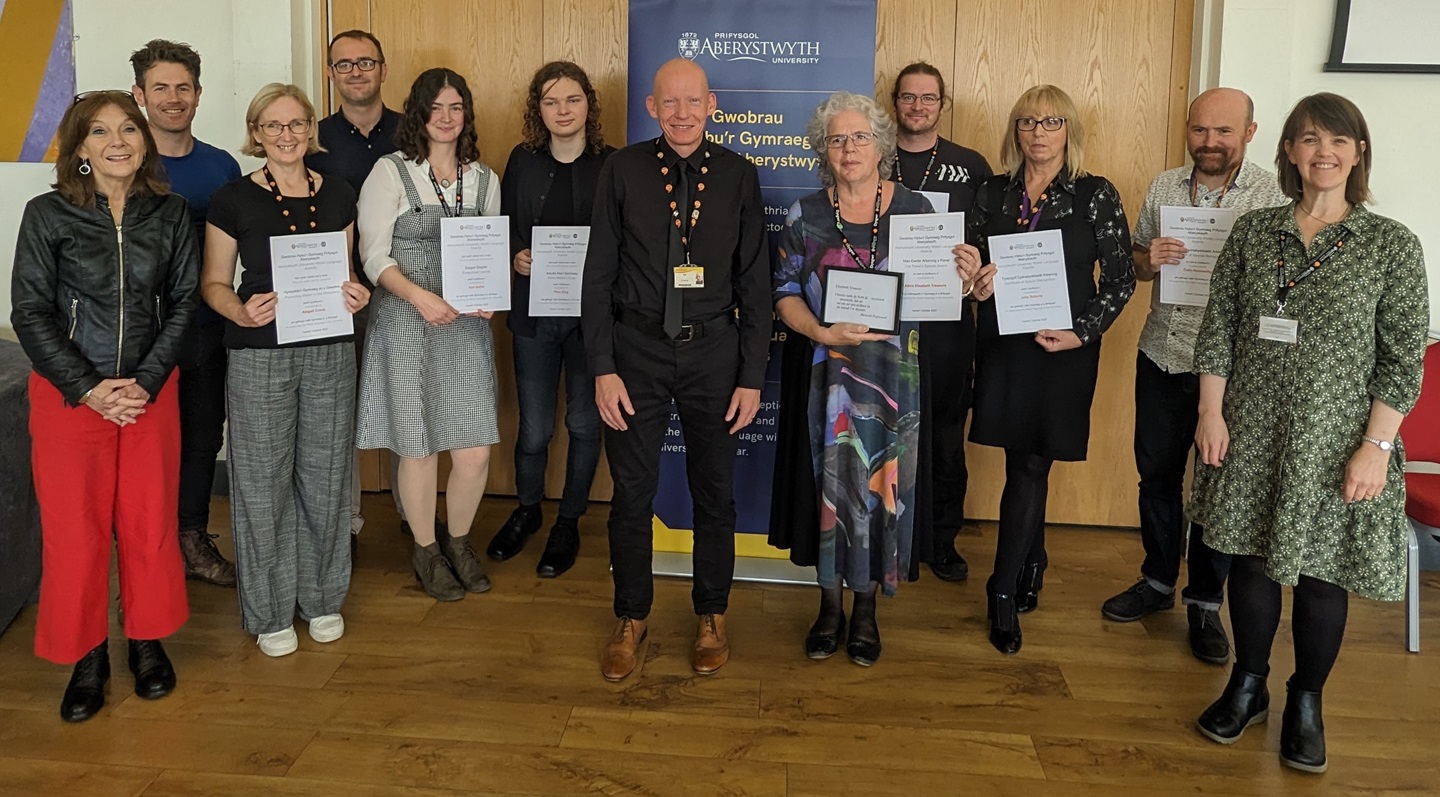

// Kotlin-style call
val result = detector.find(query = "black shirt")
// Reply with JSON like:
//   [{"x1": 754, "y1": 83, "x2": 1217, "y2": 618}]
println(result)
[
  {"x1": 891, "y1": 136, "x2": 993, "y2": 213},
  {"x1": 307, "y1": 106, "x2": 402, "y2": 194},
  {"x1": 500, "y1": 142, "x2": 614, "y2": 336},
  {"x1": 581, "y1": 138, "x2": 771, "y2": 388},
  {"x1": 206, "y1": 175, "x2": 359, "y2": 350}
]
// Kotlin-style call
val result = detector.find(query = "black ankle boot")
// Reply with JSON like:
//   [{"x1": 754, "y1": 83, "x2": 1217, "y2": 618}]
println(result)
[
  {"x1": 1196, "y1": 667, "x2": 1269, "y2": 744},
  {"x1": 1280, "y1": 680, "x2": 1327, "y2": 773},
  {"x1": 986, "y1": 577, "x2": 1022, "y2": 655},
  {"x1": 1016, "y1": 556, "x2": 1047, "y2": 614},
  {"x1": 128, "y1": 639, "x2": 176, "y2": 700},
  {"x1": 60, "y1": 641, "x2": 110, "y2": 723}
]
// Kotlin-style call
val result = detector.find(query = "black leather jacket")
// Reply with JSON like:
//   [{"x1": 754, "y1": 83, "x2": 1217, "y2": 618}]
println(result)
[{"x1": 10, "y1": 190, "x2": 198, "y2": 405}]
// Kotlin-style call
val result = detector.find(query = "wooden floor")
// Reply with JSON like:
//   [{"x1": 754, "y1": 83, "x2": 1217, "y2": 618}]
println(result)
[{"x1": 3, "y1": 495, "x2": 1440, "y2": 797}]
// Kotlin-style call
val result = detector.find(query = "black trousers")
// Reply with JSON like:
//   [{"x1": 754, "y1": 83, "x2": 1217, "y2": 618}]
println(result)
[
  {"x1": 918, "y1": 319, "x2": 974, "y2": 553},
  {"x1": 1133, "y1": 351, "x2": 1229, "y2": 607},
  {"x1": 176, "y1": 321, "x2": 227, "y2": 531},
  {"x1": 606, "y1": 320, "x2": 739, "y2": 620}
]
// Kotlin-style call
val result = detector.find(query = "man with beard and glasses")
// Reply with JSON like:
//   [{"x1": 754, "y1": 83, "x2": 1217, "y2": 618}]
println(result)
[
  {"x1": 888, "y1": 62, "x2": 992, "y2": 585},
  {"x1": 1100, "y1": 88, "x2": 1287, "y2": 664},
  {"x1": 306, "y1": 30, "x2": 423, "y2": 552},
  {"x1": 130, "y1": 39, "x2": 242, "y2": 587}
]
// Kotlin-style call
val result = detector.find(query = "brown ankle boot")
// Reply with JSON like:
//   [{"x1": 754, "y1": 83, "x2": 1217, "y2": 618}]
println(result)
[
  {"x1": 412, "y1": 542, "x2": 464, "y2": 601},
  {"x1": 437, "y1": 533, "x2": 492, "y2": 593},
  {"x1": 179, "y1": 528, "x2": 237, "y2": 587},
  {"x1": 600, "y1": 617, "x2": 647, "y2": 682},
  {"x1": 691, "y1": 613, "x2": 730, "y2": 675}
]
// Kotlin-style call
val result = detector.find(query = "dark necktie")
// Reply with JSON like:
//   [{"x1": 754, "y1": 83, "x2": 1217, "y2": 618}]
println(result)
[{"x1": 663, "y1": 160, "x2": 690, "y2": 339}]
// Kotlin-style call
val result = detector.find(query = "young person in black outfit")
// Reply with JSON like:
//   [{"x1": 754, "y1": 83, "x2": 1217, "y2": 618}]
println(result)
[
  {"x1": 487, "y1": 62, "x2": 614, "y2": 577},
  {"x1": 888, "y1": 62, "x2": 993, "y2": 584},
  {"x1": 583, "y1": 59, "x2": 770, "y2": 682}
]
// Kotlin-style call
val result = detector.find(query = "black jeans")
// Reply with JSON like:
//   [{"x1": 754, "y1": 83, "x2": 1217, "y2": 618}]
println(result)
[
  {"x1": 606, "y1": 320, "x2": 739, "y2": 620},
  {"x1": 919, "y1": 319, "x2": 973, "y2": 550},
  {"x1": 513, "y1": 318, "x2": 602, "y2": 520},
  {"x1": 1133, "y1": 351, "x2": 1229, "y2": 608},
  {"x1": 177, "y1": 321, "x2": 227, "y2": 531}
]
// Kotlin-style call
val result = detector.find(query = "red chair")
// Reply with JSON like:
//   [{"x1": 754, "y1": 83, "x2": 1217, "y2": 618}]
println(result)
[{"x1": 1402, "y1": 335, "x2": 1440, "y2": 653}]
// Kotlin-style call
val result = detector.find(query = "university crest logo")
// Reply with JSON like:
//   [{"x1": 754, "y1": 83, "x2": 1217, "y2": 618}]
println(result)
[{"x1": 678, "y1": 31, "x2": 701, "y2": 60}]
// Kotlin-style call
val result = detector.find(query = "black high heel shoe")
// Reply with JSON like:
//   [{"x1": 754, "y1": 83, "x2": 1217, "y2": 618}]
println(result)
[
  {"x1": 987, "y1": 577, "x2": 1022, "y2": 655},
  {"x1": 60, "y1": 641, "x2": 110, "y2": 723},
  {"x1": 1016, "y1": 555, "x2": 1047, "y2": 614}
]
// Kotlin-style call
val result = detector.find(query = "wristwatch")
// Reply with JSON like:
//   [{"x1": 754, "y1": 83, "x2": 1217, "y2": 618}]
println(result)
[{"x1": 1362, "y1": 435, "x2": 1394, "y2": 453}]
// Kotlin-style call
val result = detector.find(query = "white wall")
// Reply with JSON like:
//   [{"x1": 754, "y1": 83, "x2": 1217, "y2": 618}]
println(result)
[
  {"x1": 1208, "y1": 0, "x2": 1440, "y2": 325},
  {"x1": 0, "y1": 0, "x2": 319, "y2": 325}
]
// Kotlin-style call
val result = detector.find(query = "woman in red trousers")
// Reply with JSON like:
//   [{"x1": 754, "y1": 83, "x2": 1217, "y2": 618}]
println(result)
[{"x1": 10, "y1": 91, "x2": 197, "y2": 722}]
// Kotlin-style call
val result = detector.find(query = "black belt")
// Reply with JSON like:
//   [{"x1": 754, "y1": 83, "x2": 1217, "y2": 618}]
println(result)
[{"x1": 617, "y1": 307, "x2": 733, "y2": 343}]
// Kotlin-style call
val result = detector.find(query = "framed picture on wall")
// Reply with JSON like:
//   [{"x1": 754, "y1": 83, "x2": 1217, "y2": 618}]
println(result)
[{"x1": 1326, "y1": 0, "x2": 1440, "y2": 73}]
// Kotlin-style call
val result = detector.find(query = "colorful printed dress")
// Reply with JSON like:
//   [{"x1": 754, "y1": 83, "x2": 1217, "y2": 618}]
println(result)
[{"x1": 773, "y1": 186, "x2": 930, "y2": 594}]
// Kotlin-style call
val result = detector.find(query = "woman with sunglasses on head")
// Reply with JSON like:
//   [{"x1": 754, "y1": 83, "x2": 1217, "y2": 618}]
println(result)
[
  {"x1": 967, "y1": 84, "x2": 1136, "y2": 655},
  {"x1": 203, "y1": 83, "x2": 370, "y2": 657},
  {"x1": 354, "y1": 68, "x2": 503, "y2": 601},
  {"x1": 11, "y1": 90, "x2": 197, "y2": 721}
]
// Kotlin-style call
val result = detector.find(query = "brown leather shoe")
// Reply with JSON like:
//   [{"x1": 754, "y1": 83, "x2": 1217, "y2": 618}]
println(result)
[
  {"x1": 179, "y1": 528, "x2": 237, "y2": 587},
  {"x1": 437, "y1": 533, "x2": 492, "y2": 593},
  {"x1": 691, "y1": 613, "x2": 729, "y2": 675},
  {"x1": 600, "y1": 617, "x2": 647, "y2": 682}
]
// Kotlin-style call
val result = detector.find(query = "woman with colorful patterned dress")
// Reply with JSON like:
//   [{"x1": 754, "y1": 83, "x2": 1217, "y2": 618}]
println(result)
[
  {"x1": 1190, "y1": 93, "x2": 1428, "y2": 775},
  {"x1": 773, "y1": 92, "x2": 979, "y2": 666}
]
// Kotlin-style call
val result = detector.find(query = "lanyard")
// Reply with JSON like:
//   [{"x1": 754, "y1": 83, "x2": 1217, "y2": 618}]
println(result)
[
  {"x1": 1017, "y1": 188, "x2": 1048, "y2": 231},
  {"x1": 427, "y1": 164, "x2": 463, "y2": 217},
  {"x1": 1275, "y1": 230, "x2": 1346, "y2": 313},
  {"x1": 894, "y1": 142, "x2": 939, "y2": 191},
  {"x1": 1188, "y1": 164, "x2": 1239, "y2": 207},
  {"x1": 832, "y1": 180, "x2": 883, "y2": 269},
  {"x1": 660, "y1": 139, "x2": 711, "y2": 262}
]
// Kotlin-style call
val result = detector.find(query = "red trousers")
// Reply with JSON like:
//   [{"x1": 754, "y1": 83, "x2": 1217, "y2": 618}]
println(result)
[{"x1": 29, "y1": 372, "x2": 189, "y2": 664}]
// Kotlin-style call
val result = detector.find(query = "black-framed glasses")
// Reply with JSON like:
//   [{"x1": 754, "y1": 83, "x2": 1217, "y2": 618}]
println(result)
[
  {"x1": 824, "y1": 131, "x2": 876, "y2": 149},
  {"x1": 896, "y1": 92, "x2": 941, "y2": 107},
  {"x1": 72, "y1": 90, "x2": 136, "y2": 106},
  {"x1": 256, "y1": 119, "x2": 313, "y2": 137},
  {"x1": 1015, "y1": 116, "x2": 1065, "y2": 132},
  {"x1": 330, "y1": 58, "x2": 381, "y2": 74}
]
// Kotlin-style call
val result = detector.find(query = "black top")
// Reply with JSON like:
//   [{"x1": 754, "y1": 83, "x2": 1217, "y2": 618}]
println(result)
[
  {"x1": 206, "y1": 174, "x2": 359, "y2": 350},
  {"x1": 892, "y1": 137, "x2": 993, "y2": 213},
  {"x1": 307, "y1": 107, "x2": 402, "y2": 194},
  {"x1": 581, "y1": 138, "x2": 771, "y2": 388},
  {"x1": 500, "y1": 142, "x2": 614, "y2": 336}
]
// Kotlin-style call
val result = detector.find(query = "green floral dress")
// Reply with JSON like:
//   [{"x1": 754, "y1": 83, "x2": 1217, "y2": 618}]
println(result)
[{"x1": 1189, "y1": 204, "x2": 1429, "y2": 601}]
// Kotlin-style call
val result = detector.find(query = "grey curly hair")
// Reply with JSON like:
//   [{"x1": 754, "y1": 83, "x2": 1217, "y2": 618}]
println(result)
[{"x1": 806, "y1": 91, "x2": 896, "y2": 187}]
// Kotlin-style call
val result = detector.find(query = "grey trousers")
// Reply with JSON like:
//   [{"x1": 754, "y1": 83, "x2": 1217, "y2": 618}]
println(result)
[{"x1": 228, "y1": 344, "x2": 355, "y2": 635}]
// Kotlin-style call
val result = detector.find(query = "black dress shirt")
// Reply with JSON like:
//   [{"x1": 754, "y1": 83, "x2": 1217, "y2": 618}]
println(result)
[
  {"x1": 581, "y1": 138, "x2": 771, "y2": 389},
  {"x1": 500, "y1": 142, "x2": 615, "y2": 336},
  {"x1": 307, "y1": 106, "x2": 402, "y2": 194}
]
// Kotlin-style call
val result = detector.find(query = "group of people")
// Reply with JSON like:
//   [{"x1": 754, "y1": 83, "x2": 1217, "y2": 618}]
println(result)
[{"x1": 8, "y1": 29, "x2": 1428, "y2": 778}]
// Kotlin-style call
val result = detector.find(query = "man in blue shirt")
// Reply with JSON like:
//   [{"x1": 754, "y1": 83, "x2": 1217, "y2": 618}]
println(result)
[{"x1": 131, "y1": 39, "x2": 241, "y2": 587}]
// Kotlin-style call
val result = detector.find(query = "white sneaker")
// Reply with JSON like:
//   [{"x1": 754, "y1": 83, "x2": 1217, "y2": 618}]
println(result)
[
  {"x1": 257, "y1": 626, "x2": 298, "y2": 657},
  {"x1": 308, "y1": 614, "x2": 345, "y2": 643}
]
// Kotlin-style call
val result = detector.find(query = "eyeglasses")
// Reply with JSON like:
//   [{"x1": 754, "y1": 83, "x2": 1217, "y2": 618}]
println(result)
[
  {"x1": 824, "y1": 132, "x2": 876, "y2": 149},
  {"x1": 72, "y1": 90, "x2": 136, "y2": 106},
  {"x1": 330, "y1": 58, "x2": 381, "y2": 74},
  {"x1": 1015, "y1": 116, "x2": 1066, "y2": 132},
  {"x1": 256, "y1": 119, "x2": 313, "y2": 137},
  {"x1": 896, "y1": 93, "x2": 941, "y2": 107}
]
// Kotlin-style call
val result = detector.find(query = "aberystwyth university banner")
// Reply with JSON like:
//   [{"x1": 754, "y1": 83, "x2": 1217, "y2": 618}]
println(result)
[{"x1": 627, "y1": 0, "x2": 877, "y2": 581}]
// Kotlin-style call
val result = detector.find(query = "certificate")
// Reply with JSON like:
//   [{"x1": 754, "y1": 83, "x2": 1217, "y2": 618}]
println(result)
[
  {"x1": 440, "y1": 215, "x2": 510, "y2": 313},
  {"x1": 919, "y1": 190, "x2": 950, "y2": 213},
  {"x1": 989, "y1": 229, "x2": 1072, "y2": 335},
  {"x1": 820, "y1": 266, "x2": 901, "y2": 335},
  {"x1": 888, "y1": 212, "x2": 965, "y2": 321},
  {"x1": 1158, "y1": 205, "x2": 1238, "y2": 307},
  {"x1": 529, "y1": 225, "x2": 589, "y2": 317},
  {"x1": 269, "y1": 231, "x2": 353, "y2": 345}
]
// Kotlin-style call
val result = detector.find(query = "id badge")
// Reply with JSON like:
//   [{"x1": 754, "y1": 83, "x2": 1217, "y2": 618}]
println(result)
[
  {"x1": 673, "y1": 265, "x2": 705, "y2": 289},
  {"x1": 1258, "y1": 315, "x2": 1298, "y2": 343}
]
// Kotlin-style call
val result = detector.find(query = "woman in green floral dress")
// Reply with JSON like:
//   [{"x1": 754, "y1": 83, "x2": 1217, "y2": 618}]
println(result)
[{"x1": 1189, "y1": 93, "x2": 1429, "y2": 775}]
